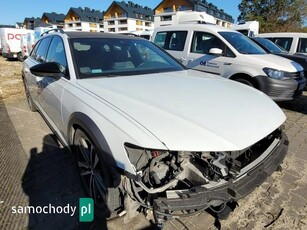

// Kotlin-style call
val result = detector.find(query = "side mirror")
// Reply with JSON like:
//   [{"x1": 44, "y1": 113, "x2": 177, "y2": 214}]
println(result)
[
  {"x1": 30, "y1": 62, "x2": 63, "y2": 78},
  {"x1": 209, "y1": 48, "x2": 223, "y2": 56}
]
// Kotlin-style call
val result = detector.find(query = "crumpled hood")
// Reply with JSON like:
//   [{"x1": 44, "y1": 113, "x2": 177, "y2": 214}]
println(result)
[
  {"x1": 77, "y1": 70, "x2": 286, "y2": 151},
  {"x1": 245, "y1": 54, "x2": 303, "y2": 72}
]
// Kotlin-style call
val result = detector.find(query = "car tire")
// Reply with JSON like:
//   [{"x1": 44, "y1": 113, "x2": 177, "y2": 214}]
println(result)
[
  {"x1": 17, "y1": 52, "x2": 23, "y2": 62},
  {"x1": 73, "y1": 128, "x2": 120, "y2": 218},
  {"x1": 234, "y1": 78, "x2": 255, "y2": 88},
  {"x1": 23, "y1": 80, "x2": 37, "y2": 112}
]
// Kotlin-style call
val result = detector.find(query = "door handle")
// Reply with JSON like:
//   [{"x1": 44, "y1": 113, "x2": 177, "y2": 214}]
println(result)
[{"x1": 224, "y1": 62, "x2": 232, "y2": 65}]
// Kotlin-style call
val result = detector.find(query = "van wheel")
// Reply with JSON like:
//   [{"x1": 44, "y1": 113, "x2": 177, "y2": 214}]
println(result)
[
  {"x1": 17, "y1": 52, "x2": 23, "y2": 62},
  {"x1": 73, "y1": 128, "x2": 120, "y2": 218},
  {"x1": 234, "y1": 78, "x2": 255, "y2": 88}
]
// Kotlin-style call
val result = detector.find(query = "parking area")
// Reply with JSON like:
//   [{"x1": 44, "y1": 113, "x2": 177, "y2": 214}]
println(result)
[{"x1": 0, "y1": 56, "x2": 306, "y2": 229}]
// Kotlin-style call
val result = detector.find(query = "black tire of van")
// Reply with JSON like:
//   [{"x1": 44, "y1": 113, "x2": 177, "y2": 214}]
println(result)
[
  {"x1": 17, "y1": 52, "x2": 23, "y2": 62},
  {"x1": 234, "y1": 78, "x2": 255, "y2": 88}
]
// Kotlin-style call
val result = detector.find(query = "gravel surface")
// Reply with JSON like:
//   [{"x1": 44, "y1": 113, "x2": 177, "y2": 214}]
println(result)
[{"x1": 0, "y1": 56, "x2": 24, "y2": 102}]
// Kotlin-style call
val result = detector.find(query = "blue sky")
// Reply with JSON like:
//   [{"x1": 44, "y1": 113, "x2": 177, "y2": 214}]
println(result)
[{"x1": 0, "y1": 0, "x2": 241, "y2": 25}]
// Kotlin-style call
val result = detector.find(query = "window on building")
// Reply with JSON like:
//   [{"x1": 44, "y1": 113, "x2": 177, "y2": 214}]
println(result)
[
  {"x1": 119, "y1": 20, "x2": 127, "y2": 24},
  {"x1": 118, "y1": 27, "x2": 128, "y2": 31},
  {"x1": 161, "y1": 15, "x2": 172, "y2": 21},
  {"x1": 163, "y1": 6, "x2": 173, "y2": 13}
]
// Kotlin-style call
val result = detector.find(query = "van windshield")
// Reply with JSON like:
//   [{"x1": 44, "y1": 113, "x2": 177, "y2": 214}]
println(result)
[{"x1": 219, "y1": 32, "x2": 266, "y2": 54}]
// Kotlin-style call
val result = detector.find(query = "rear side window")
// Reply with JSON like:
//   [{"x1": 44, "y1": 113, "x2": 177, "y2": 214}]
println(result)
[
  {"x1": 31, "y1": 37, "x2": 52, "y2": 62},
  {"x1": 297, "y1": 38, "x2": 307, "y2": 53},
  {"x1": 154, "y1": 31, "x2": 187, "y2": 51},
  {"x1": 154, "y1": 32, "x2": 167, "y2": 47},
  {"x1": 271, "y1": 37, "x2": 293, "y2": 51}
]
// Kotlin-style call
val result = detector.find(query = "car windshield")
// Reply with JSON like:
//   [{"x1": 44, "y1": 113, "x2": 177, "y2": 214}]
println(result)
[
  {"x1": 253, "y1": 37, "x2": 287, "y2": 54},
  {"x1": 70, "y1": 37, "x2": 184, "y2": 79},
  {"x1": 219, "y1": 31, "x2": 266, "y2": 54}
]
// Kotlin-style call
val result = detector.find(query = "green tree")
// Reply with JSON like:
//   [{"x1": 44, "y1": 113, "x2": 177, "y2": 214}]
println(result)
[{"x1": 238, "y1": 0, "x2": 307, "y2": 32}]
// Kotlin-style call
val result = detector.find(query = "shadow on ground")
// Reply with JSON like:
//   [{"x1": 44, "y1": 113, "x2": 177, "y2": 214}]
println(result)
[
  {"x1": 277, "y1": 94, "x2": 307, "y2": 115},
  {"x1": 21, "y1": 134, "x2": 99, "y2": 229}
]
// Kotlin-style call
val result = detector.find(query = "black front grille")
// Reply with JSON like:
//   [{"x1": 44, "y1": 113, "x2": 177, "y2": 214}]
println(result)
[{"x1": 291, "y1": 71, "x2": 304, "y2": 79}]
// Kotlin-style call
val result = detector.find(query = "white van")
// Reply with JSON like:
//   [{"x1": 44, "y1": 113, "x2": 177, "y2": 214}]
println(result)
[
  {"x1": 230, "y1": 21, "x2": 259, "y2": 37},
  {"x1": 1, "y1": 28, "x2": 32, "y2": 61},
  {"x1": 26, "y1": 31, "x2": 35, "y2": 56},
  {"x1": 0, "y1": 27, "x2": 7, "y2": 54},
  {"x1": 20, "y1": 34, "x2": 28, "y2": 60},
  {"x1": 19, "y1": 27, "x2": 53, "y2": 60},
  {"x1": 256, "y1": 33, "x2": 307, "y2": 56},
  {"x1": 151, "y1": 24, "x2": 306, "y2": 101},
  {"x1": 34, "y1": 27, "x2": 54, "y2": 43}
]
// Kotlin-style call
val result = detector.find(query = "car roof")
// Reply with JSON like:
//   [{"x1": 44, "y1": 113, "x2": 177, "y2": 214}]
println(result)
[
  {"x1": 153, "y1": 23, "x2": 234, "y2": 34},
  {"x1": 66, "y1": 31, "x2": 145, "y2": 40},
  {"x1": 44, "y1": 31, "x2": 145, "y2": 40},
  {"x1": 257, "y1": 32, "x2": 307, "y2": 38}
]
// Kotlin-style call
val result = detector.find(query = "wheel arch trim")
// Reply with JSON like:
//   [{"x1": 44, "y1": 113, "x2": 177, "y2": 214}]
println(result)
[{"x1": 68, "y1": 112, "x2": 116, "y2": 168}]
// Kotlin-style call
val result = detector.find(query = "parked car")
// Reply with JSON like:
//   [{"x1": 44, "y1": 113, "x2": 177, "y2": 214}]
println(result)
[
  {"x1": 257, "y1": 32, "x2": 307, "y2": 56},
  {"x1": 251, "y1": 37, "x2": 307, "y2": 83},
  {"x1": 23, "y1": 29, "x2": 289, "y2": 227},
  {"x1": 151, "y1": 24, "x2": 306, "y2": 101}
]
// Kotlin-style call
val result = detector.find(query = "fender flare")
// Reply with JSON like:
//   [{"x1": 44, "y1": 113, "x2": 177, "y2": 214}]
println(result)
[{"x1": 67, "y1": 112, "x2": 121, "y2": 186}]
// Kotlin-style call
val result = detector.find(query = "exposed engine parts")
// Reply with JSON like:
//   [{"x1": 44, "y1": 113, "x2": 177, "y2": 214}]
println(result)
[
  {"x1": 128, "y1": 148, "x2": 243, "y2": 191},
  {"x1": 122, "y1": 128, "x2": 285, "y2": 226}
]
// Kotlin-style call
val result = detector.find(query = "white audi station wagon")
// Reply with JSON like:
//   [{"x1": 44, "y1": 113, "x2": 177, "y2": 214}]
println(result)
[{"x1": 22, "y1": 29, "x2": 288, "y2": 227}]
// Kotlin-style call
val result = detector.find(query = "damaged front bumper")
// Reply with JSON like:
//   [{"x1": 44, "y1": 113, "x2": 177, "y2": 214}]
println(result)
[{"x1": 152, "y1": 131, "x2": 288, "y2": 213}]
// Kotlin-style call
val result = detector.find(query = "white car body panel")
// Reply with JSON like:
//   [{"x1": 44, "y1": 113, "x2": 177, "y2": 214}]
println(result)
[
  {"x1": 187, "y1": 53, "x2": 303, "y2": 79},
  {"x1": 76, "y1": 70, "x2": 286, "y2": 152}
]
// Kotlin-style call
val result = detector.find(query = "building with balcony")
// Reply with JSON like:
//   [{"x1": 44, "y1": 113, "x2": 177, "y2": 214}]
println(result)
[
  {"x1": 64, "y1": 7, "x2": 104, "y2": 32},
  {"x1": 103, "y1": 1, "x2": 154, "y2": 33},
  {"x1": 23, "y1": 17, "x2": 41, "y2": 29},
  {"x1": 154, "y1": 0, "x2": 234, "y2": 28},
  {"x1": 41, "y1": 12, "x2": 65, "y2": 28}
]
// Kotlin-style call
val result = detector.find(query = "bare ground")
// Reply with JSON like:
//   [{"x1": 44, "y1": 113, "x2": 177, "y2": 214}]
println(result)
[{"x1": 0, "y1": 56, "x2": 24, "y2": 102}]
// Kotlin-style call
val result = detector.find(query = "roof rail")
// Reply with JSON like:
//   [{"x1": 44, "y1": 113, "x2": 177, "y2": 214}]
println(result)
[{"x1": 40, "y1": 28, "x2": 65, "y2": 37}]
